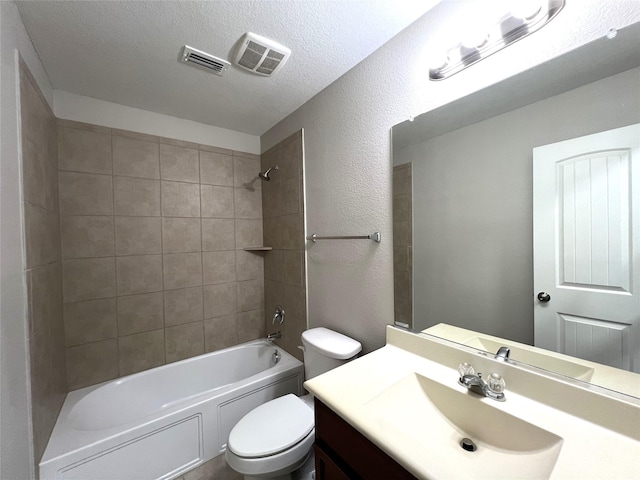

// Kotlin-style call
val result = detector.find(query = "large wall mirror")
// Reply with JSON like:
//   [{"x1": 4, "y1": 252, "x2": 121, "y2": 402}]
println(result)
[{"x1": 392, "y1": 22, "x2": 640, "y2": 396}]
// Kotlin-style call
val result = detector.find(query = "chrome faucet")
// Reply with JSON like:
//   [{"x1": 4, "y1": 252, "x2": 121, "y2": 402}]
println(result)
[
  {"x1": 267, "y1": 331, "x2": 282, "y2": 342},
  {"x1": 495, "y1": 346, "x2": 511, "y2": 361},
  {"x1": 458, "y1": 363, "x2": 506, "y2": 401}
]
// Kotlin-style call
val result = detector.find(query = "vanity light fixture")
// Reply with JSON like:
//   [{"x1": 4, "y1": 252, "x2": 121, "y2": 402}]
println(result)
[{"x1": 429, "y1": 0, "x2": 565, "y2": 80}]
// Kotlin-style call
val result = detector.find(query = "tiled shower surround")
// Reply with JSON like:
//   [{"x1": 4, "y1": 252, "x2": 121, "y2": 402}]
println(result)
[
  {"x1": 261, "y1": 131, "x2": 307, "y2": 360},
  {"x1": 19, "y1": 59, "x2": 306, "y2": 478},
  {"x1": 20, "y1": 60, "x2": 66, "y2": 464},
  {"x1": 58, "y1": 120, "x2": 267, "y2": 390},
  {"x1": 393, "y1": 163, "x2": 412, "y2": 327}
]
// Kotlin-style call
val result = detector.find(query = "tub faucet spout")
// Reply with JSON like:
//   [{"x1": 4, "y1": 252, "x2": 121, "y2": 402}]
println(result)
[{"x1": 267, "y1": 331, "x2": 282, "y2": 342}]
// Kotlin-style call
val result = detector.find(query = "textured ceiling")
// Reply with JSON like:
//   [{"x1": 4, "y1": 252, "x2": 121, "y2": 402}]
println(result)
[{"x1": 16, "y1": 0, "x2": 439, "y2": 135}]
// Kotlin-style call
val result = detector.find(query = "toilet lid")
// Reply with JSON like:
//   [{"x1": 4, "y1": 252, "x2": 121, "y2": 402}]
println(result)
[{"x1": 227, "y1": 394, "x2": 314, "y2": 458}]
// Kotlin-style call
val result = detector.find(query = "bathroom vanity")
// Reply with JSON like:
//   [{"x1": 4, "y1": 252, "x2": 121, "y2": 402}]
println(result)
[
  {"x1": 314, "y1": 398, "x2": 415, "y2": 479},
  {"x1": 305, "y1": 326, "x2": 640, "y2": 479}
]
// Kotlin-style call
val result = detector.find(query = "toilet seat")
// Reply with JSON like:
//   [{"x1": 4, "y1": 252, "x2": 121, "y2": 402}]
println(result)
[{"x1": 228, "y1": 394, "x2": 314, "y2": 458}]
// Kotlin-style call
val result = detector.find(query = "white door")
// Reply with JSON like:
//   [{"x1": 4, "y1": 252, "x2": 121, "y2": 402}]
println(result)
[{"x1": 533, "y1": 124, "x2": 640, "y2": 373}]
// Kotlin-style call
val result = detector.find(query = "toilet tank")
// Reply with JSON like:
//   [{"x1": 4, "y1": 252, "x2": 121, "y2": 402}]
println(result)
[{"x1": 301, "y1": 328, "x2": 362, "y2": 380}]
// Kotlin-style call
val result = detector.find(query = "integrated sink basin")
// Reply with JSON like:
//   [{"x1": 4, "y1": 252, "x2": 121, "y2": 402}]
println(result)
[{"x1": 364, "y1": 373, "x2": 563, "y2": 480}]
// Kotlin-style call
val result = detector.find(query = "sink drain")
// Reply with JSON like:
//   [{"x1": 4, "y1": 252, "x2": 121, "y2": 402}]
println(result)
[{"x1": 460, "y1": 438, "x2": 477, "y2": 452}]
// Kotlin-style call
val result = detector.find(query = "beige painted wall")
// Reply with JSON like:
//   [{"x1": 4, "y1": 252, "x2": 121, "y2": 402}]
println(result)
[
  {"x1": 261, "y1": 1, "x2": 640, "y2": 353},
  {"x1": 1, "y1": 2, "x2": 55, "y2": 477}
]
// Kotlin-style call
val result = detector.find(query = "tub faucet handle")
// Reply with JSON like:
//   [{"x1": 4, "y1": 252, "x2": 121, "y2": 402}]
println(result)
[{"x1": 272, "y1": 305, "x2": 285, "y2": 325}]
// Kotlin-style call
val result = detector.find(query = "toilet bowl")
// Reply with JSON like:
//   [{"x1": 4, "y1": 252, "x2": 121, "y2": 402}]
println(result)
[{"x1": 225, "y1": 328, "x2": 361, "y2": 480}]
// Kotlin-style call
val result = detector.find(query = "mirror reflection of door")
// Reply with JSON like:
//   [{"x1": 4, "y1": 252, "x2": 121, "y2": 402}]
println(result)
[{"x1": 533, "y1": 124, "x2": 640, "y2": 373}]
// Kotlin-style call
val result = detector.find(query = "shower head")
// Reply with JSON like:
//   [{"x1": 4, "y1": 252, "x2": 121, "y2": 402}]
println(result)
[{"x1": 258, "y1": 165, "x2": 279, "y2": 181}]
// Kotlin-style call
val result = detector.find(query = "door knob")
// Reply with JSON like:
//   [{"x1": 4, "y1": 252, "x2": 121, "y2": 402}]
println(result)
[{"x1": 537, "y1": 292, "x2": 551, "y2": 303}]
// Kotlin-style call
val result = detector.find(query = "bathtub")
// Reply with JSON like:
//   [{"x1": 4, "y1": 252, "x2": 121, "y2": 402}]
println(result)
[{"x1": 40, "y1": 339, "x2": 304, "y2": 480}]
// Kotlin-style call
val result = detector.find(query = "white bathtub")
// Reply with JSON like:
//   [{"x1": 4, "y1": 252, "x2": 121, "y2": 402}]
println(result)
[{"x1": 40, "y1": 339, "x2": 304, "y2": 480}]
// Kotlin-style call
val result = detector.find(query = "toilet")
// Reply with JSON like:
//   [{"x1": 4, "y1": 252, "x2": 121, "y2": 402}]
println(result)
[{"x1": 225, "y1": 327, "x2": 362, "y2": 480}]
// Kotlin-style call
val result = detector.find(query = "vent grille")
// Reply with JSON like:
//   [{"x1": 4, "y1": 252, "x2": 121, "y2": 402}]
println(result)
[
  {"x1": 181, "y1": 46, "x2": 230, "y2": 76},
  {"x1": 233, "y1": 33, "x2": 291, "y2": 77}
]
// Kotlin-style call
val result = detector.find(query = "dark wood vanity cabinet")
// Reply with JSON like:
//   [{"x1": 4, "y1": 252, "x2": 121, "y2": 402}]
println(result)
[{"x1": 314, "y1": 399, "x2": 417, "y2": 480}]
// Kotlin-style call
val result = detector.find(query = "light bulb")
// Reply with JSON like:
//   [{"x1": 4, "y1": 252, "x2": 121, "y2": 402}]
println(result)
[{"x1": 511, "y1": 0, "x2": 543, "y2": 20}]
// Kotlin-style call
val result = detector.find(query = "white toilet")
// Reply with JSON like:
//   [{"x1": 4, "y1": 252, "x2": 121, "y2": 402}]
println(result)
[{"x1": 225, "y1": 327, "x2": 362, "y2": 480}]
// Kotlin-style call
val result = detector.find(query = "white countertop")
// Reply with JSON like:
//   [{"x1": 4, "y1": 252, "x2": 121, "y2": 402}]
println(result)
[{"x1": 304, "y1": 326, "x2": 640, "y2": 480}]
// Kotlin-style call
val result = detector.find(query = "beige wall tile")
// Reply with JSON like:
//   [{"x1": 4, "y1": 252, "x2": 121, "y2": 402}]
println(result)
[
  {"x1": 264, "y1": 281, "x2": 285, "y2": 325},
  {"x1": 284, "y1": 284, "x2": 306, "y2": 322},
  {"x1": 160, "y1": 144, "x2": 199, "y2": 183},
  {"x1": 279, "y1": 131, "x2": 302, "y2": 179},
  {"x1": 236, "y1": 251, "x2": 264, "y2": 282},
  {"x1": 163, "y1": 217, "x2": 202, "y2": 253},
  {"x1": 261, "y1": 178, "x2": 282, "y2": 219},
  {"x1": 204, "y1": 315, "x2": 238, "y2": 353},
  {"x1": 165, "y1": 321, "x2": 204, "y2": 363},
  {"x1": 59, "y1": 171, "x2": 113, "y2": 215},
  {"x1": 282, "y1": 250, "x2": 304, "y2": 287},
  {"x1": 394, "y1": 271, "x2": 412, "y2": 301},
  {"x1": 64, "y1": 298, "x2": 117, "y2": 347},
  {"x1": 23, "y1": 135, "x2": 58, "y2": 211},
  {"x1": 26, "y1": 265, "x2": 52, "y2": 337},
  {"x1": 264, "y1": 250, "x2": 284, "y2": 283},
  {"x1": 112, "y1": 136, "x2": 160, "y2": 179},
  {"x1": 58, "y1": 126, "x2": 112, "y2": 174},
  {"x1": 114, "y1": 176, "x2": 161, "y2": 216},
  {"x1": 233, "y1": 187, "x2": 262, "y2": 219},
  {"x1": 111, "y1": 129, "x2": 160, "y2": 144},
  {"x1": 66, "y1": 339, "x2": 118, "y2": 390},
  {"x1": 262, "y1": 217, "x2": 281, "y2": 249},
  {"x1": 237, "y1": 279, "x2": 264, "y2": 313},
  {"x1": 199, "y1": 144, "x2": 233, "y2": 155},
  {"x1": 200, "y1": 151, "x2": 233, "y2": 186},
  {"x1": 164, "y1": 286, "x2": 203, "y2": 326},
  {"x1": 63, "y1": 257, "x2": 116, "y2": 302},
  {"x1": 118, "y1": 329, "x2": 165, "y2": 376},
  {"x1": 280, "y1": 214, "x2": 303, "y2": 250},
  {"x1": 237, "y1": 309, "x2": 265, "y2": 343},
  {"x1": 116, "y1": 255, "x2": 163, "y2": 295},
  {"x1": 202, "y1": 218, "x2": 235, "y2": 251},
  {"x1": 203, "y1": 283, "x2": 236, "y2": 319},
  {"x1": 233, "y1": 151, "x2": 259, "y2": 161},
  {"x1": 201, "y1": 185, "x2": 234, "y2": 218},
  {"x1": 57, "y1": 119, "x2": 110, "y2": 134},
  {"x1": 115, "y1": 216, "x2": 162, "y2": 255},
  {"x1": 61, "y1": 215, "x2": 114, "y2": 259},
  {"x1": 162, "y1": 181, "x2": 201, "y2": 217},
  {"x1": 160, "y1": 138, "x2": 199, "y2": 150},
  {"x1": 281, "y1": 175, "x2": 301, "y2": 215},
  {"x1": 117, "y1": 292, "x2": 164, "y2": 336},
  {"x1": 393, "y1": 192, "x2": 411, "y2": 222},
  {"x1": 202, "y1": 251, "x2": 236, "y2": 285},
  {"x1": 28, "y1": 330, "x2": 66, "y2": 461},
  {"x1": 24, "y1": 203, "x2": 60, "y2": 268},
  {"x1": 233, "y1": 156, "x2": 261, "y2": 188},
  {"x1": 234, "y1": 219, "x2": 263, "y2": 249},
  {"x1": 393, "y1": 163, "x2": 412, "y2": 196},
  {"x1": 163, "y1": 252, "x2": 203, "y2": 290}
]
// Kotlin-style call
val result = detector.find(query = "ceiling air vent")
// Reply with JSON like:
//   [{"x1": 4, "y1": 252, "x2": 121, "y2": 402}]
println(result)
[
  {"x1": 180, "y1": 45, "x2": 230, "y2": 76},
  {"x1": 233, "y1": 33, "x2": 291, "y2": 77}
]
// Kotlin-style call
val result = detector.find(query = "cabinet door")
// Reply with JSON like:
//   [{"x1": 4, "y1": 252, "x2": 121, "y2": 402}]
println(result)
[{"x1": 315, "y1": 445, "x2": 351, "y2": 480}]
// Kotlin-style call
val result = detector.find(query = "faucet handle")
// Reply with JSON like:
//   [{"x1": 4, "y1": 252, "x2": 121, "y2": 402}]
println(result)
[
  {"x1": 487, "y1": 372, "x2": 506, "y2": 394},
  {"x1": 458, "y1": 362, "x2": 475, "y2": 378}
]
